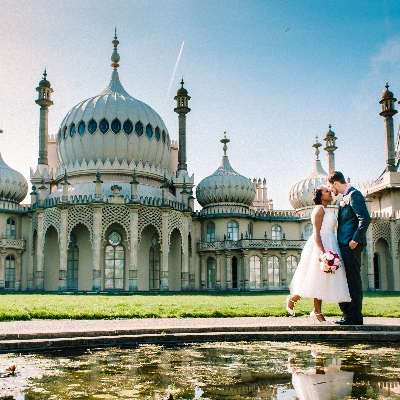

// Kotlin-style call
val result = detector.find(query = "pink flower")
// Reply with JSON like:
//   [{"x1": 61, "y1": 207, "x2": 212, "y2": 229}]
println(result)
[{"x1": 326, "y1": 252, "x2": 334, "y2": 261}]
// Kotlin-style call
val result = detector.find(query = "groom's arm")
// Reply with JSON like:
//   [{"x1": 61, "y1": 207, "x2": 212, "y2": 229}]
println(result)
[{"x1": 349, "y1": 190, "x2": 371, "y2": 244}]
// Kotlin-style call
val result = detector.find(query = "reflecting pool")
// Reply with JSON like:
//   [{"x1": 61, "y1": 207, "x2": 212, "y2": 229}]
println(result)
[{"x1": 0, "y1": 341, "x2": 399, "y2": 399}]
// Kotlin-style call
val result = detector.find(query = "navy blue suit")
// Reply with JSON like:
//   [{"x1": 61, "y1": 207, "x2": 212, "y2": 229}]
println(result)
[{"x1": 337, "y1": 187, "x2": 371, "y2": 322}]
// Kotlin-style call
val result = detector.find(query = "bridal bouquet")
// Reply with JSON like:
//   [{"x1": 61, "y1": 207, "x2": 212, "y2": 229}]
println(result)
[{"x1": 319, "y1": 250, "x2": 341, "y2": 274}]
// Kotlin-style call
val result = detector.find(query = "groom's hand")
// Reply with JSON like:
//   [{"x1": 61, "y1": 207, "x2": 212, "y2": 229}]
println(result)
[{"x1": 349, "y1": 240, "x2": 358, "y2": 249}]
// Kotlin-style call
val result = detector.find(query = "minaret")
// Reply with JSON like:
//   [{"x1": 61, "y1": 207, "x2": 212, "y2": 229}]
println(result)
[
  {"x1": 174, "y1": 79, "x2": 191, "y2": 172},
  {"x1": 323, "y1": 124, "x2": 337, "y2": 175},
  {"x1": 380, "y1": 83, "x2": 398, "y2": 172},
  {"x1": 35, "y1": 69, "x2": 53, "y2": 165}
]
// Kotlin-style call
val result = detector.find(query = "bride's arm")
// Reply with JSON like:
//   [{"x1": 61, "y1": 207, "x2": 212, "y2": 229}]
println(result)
[{"x1": 313, "y1": 206, "x2": 325, "y2": 253}]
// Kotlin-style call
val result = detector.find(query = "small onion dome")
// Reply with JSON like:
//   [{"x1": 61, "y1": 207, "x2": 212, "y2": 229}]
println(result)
[
  {"x1": 289, "y1": 137, "x2": 329, "y2": 209},
  {"x1": 382, "y1": 82, "x2": 394, "y2": 100},
  {"x1": 39, "y1": 70, "x2": 51, "y2": 88},
  {"x1": 177, "y1": 79, "x2": 188, "y2": 96},
  {"x1": 325, "y1": 124, "x2": 336, "y2": 138},
  {"x1": 0, "y1": 153, "x2": 28, "y2": 203},
  {"x1": 196, "y1": 133, "x2": 256, "y2": 208}
]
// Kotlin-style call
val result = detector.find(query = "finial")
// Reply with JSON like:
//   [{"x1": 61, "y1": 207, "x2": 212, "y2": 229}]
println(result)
[
  {"x1": 220, "y1": 131, "x2": 230, "y2": 156},
  {"x1": 328, "y1": 123, "x2": 332, "y2": 130},
  {"x1": 95, "y1": 169, "x2": 101, "y2": 182},
  {"x1": 312, "y1": 135, "x2": 322, "y2": 160},
  {"x1": 180, "y1": 78, "x2": 184, "y2": 87},
  {"x1": 43, "y1": 68, "x2": 47, "y2": 80},
  {"x1": 385, "y1": 81, "x2": 389, "y2": 91},
  {"x1": 111, "y1": 29, "x2": 120, "y2": 69}
]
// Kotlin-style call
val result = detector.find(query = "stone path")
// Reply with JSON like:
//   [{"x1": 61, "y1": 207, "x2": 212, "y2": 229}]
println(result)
[{"x1": 0, "y1": 317, "x2": 399, "y2": 352}]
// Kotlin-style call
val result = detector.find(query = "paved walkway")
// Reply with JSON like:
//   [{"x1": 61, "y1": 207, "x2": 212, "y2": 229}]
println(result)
[{"x1": 0, "y1": 317, "x2": 399, "y2": 352}]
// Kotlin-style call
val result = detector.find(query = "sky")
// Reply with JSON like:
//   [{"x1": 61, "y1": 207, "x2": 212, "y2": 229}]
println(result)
[{"x1": 1, "y1": 0, "x2": 400, "y2": 209}]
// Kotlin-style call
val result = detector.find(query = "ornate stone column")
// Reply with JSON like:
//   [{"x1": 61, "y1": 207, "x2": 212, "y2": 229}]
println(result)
[
  {"x1": 0, "y1": 249, "x2": 6, "y2": 290},
  {"x1": 161, "y1": 208, "x2": 170, "y2": 291},
  {"x1": 27, "y1": 214, "x2": 34, "y2": 290},
  {"x1": 390, "y1": 220, "x2": 400, "y2": 290},
  {"x1": 91, "y1": 205, "x2": 103, "y2": 291},
  {"x1": 15, "y1": 250, "x2": 23, "y2": 291},
  {"x1": 181, "y1": 214, "x2": 190, "y2": 290},
  {"x1": 215, "y1": 251, "x2": 222, "y2": 290},
  {"x1": 200, "y1": 253, "x2": 206, "y2": 290},
  {"x1": 279, "y1": 250, "x2": 287, "y2": 287},
  {"x1": 58, "y1": 206, "x2": 69, "y2": 291},
  {"x1": 128, "y1": 205, "x2": 139, "y2": 291},
  {"x1": 225, "y1": 250, "x2": 231, "y2": 290},
  {"x1": 35, "y1": 209, "x2": 45, "y2": 290},
  {"x1": 242, "y1": 249, "x2": 249, "y2": 291},
  {"x1": 261, "y1": 250, "x2": 268, "y2": 290}
]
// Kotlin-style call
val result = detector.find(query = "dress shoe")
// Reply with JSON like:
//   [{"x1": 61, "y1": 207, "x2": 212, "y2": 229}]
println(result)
[{"x1": 334, "y1": 319, "x2": 363, "y2": 326}]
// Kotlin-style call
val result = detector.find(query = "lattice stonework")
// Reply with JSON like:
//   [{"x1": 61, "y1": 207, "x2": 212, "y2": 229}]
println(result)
[
  {"x1": 67, "y1": 205, "x2": 94, "y2": 243},
  {"x1": 31, "y1": 213, "x2": 38, "y2": 233},
  {"x1": 102, "y1": 205, "x2": 131, "y2": 244},
  {"x1": 168, "y1": 210, "x2": 185, "y2": 246},
  {"x1": 395, "y1": 221, "x2": 400, "y2": 244},
  {"x1": 372, "y1": 220, "x2": 392, "y2": 256},
  {"x1": 138, "y1": 207, "x2": 162, "y2": 245},
  {"x1": 43, "y1": 207, "x2": 61, "y2": 239}
]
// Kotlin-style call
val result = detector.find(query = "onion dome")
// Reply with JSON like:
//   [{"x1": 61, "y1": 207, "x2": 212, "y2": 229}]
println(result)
[
  {"x1": 382, "y1": 82, "x2": 394, "y2": 100},
  {"x1": 289, "y1": 137, "x2": 328, "y2": 209},
  {"x1": 196, "y1": 133, "x2": 256, "y2": 208},
  {"x1": 56, "y1": 33, "x2": 170, "y2": 173},
  {"x1": 0, "y1": 152, "x2": 28, "y2": 203},
  {"x1": 177, "y1": 79, "x2": 188, "y2": 96},
  {"x1": 38, "y1": 69, "x2": 51, "y2": 88}
]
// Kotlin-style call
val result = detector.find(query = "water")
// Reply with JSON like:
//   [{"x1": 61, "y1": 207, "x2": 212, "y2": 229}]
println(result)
[{"x1": 0, "y1": 341, "x2": 399, "y2": 399}]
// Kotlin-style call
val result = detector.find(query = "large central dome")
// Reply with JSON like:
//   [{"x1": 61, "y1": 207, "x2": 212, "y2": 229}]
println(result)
[{"x1": 56, "y1": 35, "x2": 171, "y2": 173}]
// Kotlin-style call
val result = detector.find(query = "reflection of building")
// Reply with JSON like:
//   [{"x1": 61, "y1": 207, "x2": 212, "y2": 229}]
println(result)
[{"x1": 1, "y1": 35, "x2": 400, "y2": 292}]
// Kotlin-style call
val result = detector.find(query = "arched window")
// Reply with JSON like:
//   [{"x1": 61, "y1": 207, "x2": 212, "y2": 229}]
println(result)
[
  {"x1": 70, "y1": 123, "x2": 76, "y2": 137},
  {"x1": 286, "y1": 255, "x2": 298, "y2": 284},
  {"x1": 248, "y1": 222, "x2": 253, "y2": 239},
  {"x1": 232, "y1": 256, "x2": 238, "y2": 289},
  {"x1": 88, "y1": 119, "x2": 97, "y2": 134},
  {"x1": 304, "y1": 224, "x2": 313, "y2": 240},
  {"x1": 5, "y1": 255, "x2": 15, "y2": 289},
  {"x1": 67, "y1": 233, "x2": 79, "y2": 290},
  {"x1": 249, "y1": 255, "x2": 261, "y2": 289},
  {"x1": 149, "y1": 236, "x2": 161, "y2": 290},
  {"x1": 99, "y1": 118, "x2": 109, "y2": 134},
  {"x1": 268, "y1": 256, "x2": 280, "y2": 287},
  {"x1": 78, "y1": 121, "x2": 86, "y2": 136},
  {"x1": 207, "y1": 257, "x2": 216, "y2": 289},
  {"x1": 271, "y1": 225, "x2": 282, "y2": 240},
  {"x1": 104, "y1": 231, "x2": 125, "y2": 290},
  {"x1": 111, "y1": 118, "x2": 121, "y2": 134},
  {"x1": 206, "y1": 221, "x2": 215, "y2": 242},
  {"x1": 373, "y1": 253, "x2": 380, "y2": 289},
  {"x1": 135, "y1": 121, "x2": 144, "y2": 137},
  {"x1": 123, "y1": 120, "x2": 133, "y2": 135},
  {"x1": 155, "y1": 127, "x2": 161, "y2": 141},
  {"x1": 146, "y1": 124, "x2": 153, "y2": 139},
  {"x1": 6, "y1": 218, "x2": 16, "y2": 238},
  {"x1": 227, "y1": 221, "x2": 239, "y2": 241}
]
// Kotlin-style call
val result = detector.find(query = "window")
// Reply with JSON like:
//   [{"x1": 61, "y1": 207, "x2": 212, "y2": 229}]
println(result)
[
  {"x1": 227, "y1": 221, "x2": 239, "y2": 241},
  {"x1": 286, "y1": 256, "x2": 298, "y2": 284},
  {"x1": 271, "y1": 225, "x2": 282, "y2": 240},
  {"x1": 206, "y1": 221, "x2": 215, "y2": 242},
  {"x1": 70, "y1": 124, "x2": 76, "y2": 137},
  {"x1": 63, "y1": 126, "x2": 68, "y2": 139},
  {"x1": 373, "y1": 253, "x2": 380, "y2": 289},
  {"x1": 123, "y1": 120, "x2": 133, "y2": 135},
  {"x1": 146, "y1": 124, "x2": 153, "y2": 139},
  {"x1": 149, "y1": 236, "x2": 161, "y2": 290},
  {"x1": 232, "y1": 257, "x2": 238, "y2": 289},
  {"x1": 6, "y1": 218, "x2": 16, "y2": 238},
  {"x1": 111, "y1": 118, "x2": 121, "y2": 134},
  {"x1": 249, "y1": 255, "x2": 261, "y2": 289},
  {"x1": 162, "y1": 130, "x2": 166, "y2": 142},
  {"x1": 155, "y1": 127, "x2": 161, "y2": 141},
  {"x1": 304, "y1": 224, "x2": 313, "y2": 240},
  {"x1": 88, "y1": 119, "x2": 97, "y2": 134},
  {"x1": 248, "y1": 222, "x2": 253, "y2": 239},
  {"x1": 207, "y1": 257, "x2": 216, "y2": 289},
  {"x1": 268, "y1": 256, "x2": 280, "y2": 287},
  {"x1": 78, "y1": 121, "x2": 86, "y2": 136},
  {"x1": 104, "y1": 231, "x2": 125, "y2": 290},
  {"x1": 5, "y1": 255, "x2": 15, "y2": 289},
  {"x1": 67, "y1": 233, "x2": 79, "y2": 290},
  {"x1": 135, "y1": 121, "x2": 144, "y2": 137},
  {"x1": 99, "y1": 119, "x2": 109, "y2": 134}
]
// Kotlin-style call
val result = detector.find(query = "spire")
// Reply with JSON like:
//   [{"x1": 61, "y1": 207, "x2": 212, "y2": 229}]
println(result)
[
  {"x1": 221, "y1": 131, "x2": 230, "y2": 157},
  {"x1": 312, "y1": 135, "x2": 321, "y2": 160},
  {"x1": 111, "y1": 28, "x2": 120, "y2": 70},
  {"x1": 307, "y1": 136, "x2": 327, "y2": 178}
]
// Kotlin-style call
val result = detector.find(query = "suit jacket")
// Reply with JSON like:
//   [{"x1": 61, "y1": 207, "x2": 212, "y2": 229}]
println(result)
[{"x1": 337, "y1": 187, "x2": 371, "y2": 247}]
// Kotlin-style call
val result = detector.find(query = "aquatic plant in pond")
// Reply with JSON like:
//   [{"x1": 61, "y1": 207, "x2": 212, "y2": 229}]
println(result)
[{"x1": 0, "y1": 342, "x2": 400, "y2": 399}]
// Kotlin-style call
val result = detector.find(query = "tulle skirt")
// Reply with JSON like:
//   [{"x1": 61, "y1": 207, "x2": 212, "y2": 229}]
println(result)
[{"x1": 289, "y1": 231, "x2": 351, "y2": 303}]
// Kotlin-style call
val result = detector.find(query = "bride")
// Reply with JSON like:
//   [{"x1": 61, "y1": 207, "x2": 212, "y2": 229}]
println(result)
[{"x1": 286, "y1": 185, "x2": 351, "y2": 323}]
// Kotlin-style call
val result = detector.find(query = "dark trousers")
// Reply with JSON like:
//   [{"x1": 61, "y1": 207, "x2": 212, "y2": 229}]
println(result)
[{"x1": 339, "y1": 245, "x2": 364, "y2": 321}]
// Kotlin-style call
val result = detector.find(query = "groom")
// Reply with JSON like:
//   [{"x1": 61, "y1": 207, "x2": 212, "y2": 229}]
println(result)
[{"x1": 327, "y1": 171, "x2": 371, "y2": 325}]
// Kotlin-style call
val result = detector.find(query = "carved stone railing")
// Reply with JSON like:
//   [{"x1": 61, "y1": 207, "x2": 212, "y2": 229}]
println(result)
[
  {"x1": 197, "y1": 239, "x2": 305, "y2": 252},
  {"x1": 0, "y1": 238, "x2": 26, "y2": 250}
]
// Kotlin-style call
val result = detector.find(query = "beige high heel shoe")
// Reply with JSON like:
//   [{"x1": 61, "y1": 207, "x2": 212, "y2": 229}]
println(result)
[
  {"x1": 285, "y1": 296, "x2": 296, "y2": 316},
  {"x1": 310, "y1": 311, "x2": 331, "y2": 325}
]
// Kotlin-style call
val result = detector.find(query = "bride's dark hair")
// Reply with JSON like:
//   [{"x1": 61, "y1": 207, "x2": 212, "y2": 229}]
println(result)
[{"x1": 312, "y1": 185, "x2": 325, "y2": 205}]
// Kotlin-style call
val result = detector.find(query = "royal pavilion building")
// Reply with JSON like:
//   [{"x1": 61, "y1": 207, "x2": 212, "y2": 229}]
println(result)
[{"x1": 1, "y1": 35, "x2": 400, "y2": 293}]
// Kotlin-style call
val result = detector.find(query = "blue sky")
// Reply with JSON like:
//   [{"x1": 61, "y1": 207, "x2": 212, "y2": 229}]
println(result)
[{"x1": 1, "y1": 0, "x2": 400, "y2": 209}]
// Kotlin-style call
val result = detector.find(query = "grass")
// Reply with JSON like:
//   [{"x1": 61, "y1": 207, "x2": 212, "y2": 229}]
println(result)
[{"x1": 0, "y1": 292, "x2": 398, "y2": 321}]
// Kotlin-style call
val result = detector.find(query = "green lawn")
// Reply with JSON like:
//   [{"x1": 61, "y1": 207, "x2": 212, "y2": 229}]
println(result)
[{"x1": 0, "y1": 292, "x2": 398, "y2": 321}]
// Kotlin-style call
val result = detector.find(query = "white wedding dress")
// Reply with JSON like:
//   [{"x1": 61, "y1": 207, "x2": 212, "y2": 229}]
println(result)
[{"x1": 289, "y1": 207, "x2": 351, "y2": 303}]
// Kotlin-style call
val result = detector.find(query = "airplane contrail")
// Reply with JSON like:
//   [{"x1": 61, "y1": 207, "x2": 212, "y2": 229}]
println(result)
[{"x1": 166, "y1": 41, "x2": 185, "y2": 100}]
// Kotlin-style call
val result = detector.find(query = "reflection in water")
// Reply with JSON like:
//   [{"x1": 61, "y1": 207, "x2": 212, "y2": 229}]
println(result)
[{"x1": 0, "y1": 342, "x2": 399, "y2": 399}]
